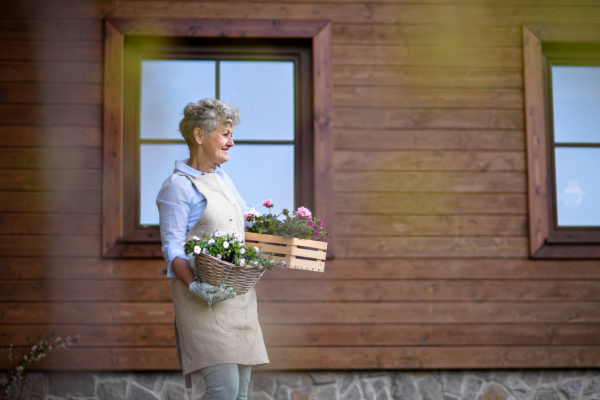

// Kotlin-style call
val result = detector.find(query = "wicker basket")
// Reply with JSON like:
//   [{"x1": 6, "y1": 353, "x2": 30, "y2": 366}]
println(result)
[
  {"x1": 192, "y1": 253, "x2": 266, "y2": 295},
  {"x1": 245, "y1": 232, "x2": 327, "y2": 272}
]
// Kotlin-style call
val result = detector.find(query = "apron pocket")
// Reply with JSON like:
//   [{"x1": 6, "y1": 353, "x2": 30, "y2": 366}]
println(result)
[{"x1": 214, "y1": 289, "x2": 259, "y2": 332}]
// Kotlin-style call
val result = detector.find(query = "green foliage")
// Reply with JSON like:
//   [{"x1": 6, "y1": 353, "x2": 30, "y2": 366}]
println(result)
[{"x1": 245, "y1": 204, "x2": 331, "y2": 242}]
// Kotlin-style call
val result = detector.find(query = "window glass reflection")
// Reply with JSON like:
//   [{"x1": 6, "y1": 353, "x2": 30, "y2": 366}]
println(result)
[
  {"x1": 555, "y1": 147, "x2": 600, "y2": 226},
  {"x1": 552, "y1": 66, "x2": 600, "y2": 144},
  {"x1": 140, "y1": 143, "x2": 190, "y2": 225},
  {"x1": 141, "y1": 60, "x2": 216, "y2": 140},
  {"x1": 220, "y1": 61, "x2": 294, "y2": 141},
  {"x1": 223, "y1": 144, "x2": 295, "y2": 216}
]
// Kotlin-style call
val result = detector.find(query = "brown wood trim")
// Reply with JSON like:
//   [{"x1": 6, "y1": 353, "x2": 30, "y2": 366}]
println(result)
[
  {"x1": 109, "y1": 18, "x2": 329, "y2": 38},
  {"x1": 102, "y1": 20, "x2": 124, "y2": 257},
  {"x1": 523, "y1": 27, "x2": 549, "y2": 257},
  {"x1": 102, "y1": 18, "x2": 334, "y2": 258},
  {"x1": 523, "y1": 25, "x2": 600, "y2": 259},
  {"x1": 313, "y1": 22, "x2": 334, "y2": 259}
]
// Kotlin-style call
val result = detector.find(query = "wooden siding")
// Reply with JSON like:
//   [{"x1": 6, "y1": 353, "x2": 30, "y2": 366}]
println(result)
[{"x1": 1, "y1": 0, "x2": 600, "y2": 370}]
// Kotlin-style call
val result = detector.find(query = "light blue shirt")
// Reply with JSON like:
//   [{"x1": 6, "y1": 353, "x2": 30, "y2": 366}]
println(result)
[{"x1": 156, "y1": 159, "x2": 257, "y2": 279}]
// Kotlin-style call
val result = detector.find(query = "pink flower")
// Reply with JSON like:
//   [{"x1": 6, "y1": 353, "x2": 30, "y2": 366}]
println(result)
[
  {"x1": 244, "y1": 210, "x2": 258, "y2": 221},
  {"x1": 262, "y1": 199, "x2": 274, "y2": 207},
  {"x1": 296, "y1": 206, "x2": 312, "y2": 219}
]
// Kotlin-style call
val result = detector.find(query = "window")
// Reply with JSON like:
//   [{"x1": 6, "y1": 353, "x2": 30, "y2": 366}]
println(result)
[
  {"x1": 523, "y1": 25, "x2": 600, "y2": 258},
  {"x1": 103, "y1": 19, "x2": 333, "y2": 258}
]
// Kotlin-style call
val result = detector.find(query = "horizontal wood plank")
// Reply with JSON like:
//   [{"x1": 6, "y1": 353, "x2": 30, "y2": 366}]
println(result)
[
  {"x1": 0, "y1": 147, "x2": 101, "y2": 168},
  {"x1": 334, "y1": 108, "x2": 524, "y2": 130},
  {"x1": 3, "y1": 279, "x2": 599, "y2": 302},
  {"x1": 5, "y1": 323, "x2": 600, "y2": 347},
  {"x1": 333, "y1": 87, "x2": 523, "y2": 109},
  {"x1": 0, "y1": 83, "x2": 101, "y2": 104},
  {"x1": 333, "y1": 45, "x2": 522, "y2": 68},
  {"x1": 335, "y1": 215, "x2": 527, "y2": 236},
  {"x1": 332, "y1": 24, "x2": 522, "y2": 47},
  {"x1": 113, "y1": 3, "x2": 600, "y2": 25},
  {"x1": 4, "y1": 257, "x2": 600, "y2": 281},
  {"x1": 333, "y1": 129, "x2": 525, "y2": 151},
  {"x1": 0, "y1": 213, "x2": 100, "y2": 235},
  {"x1": 337, "y1": 237, "x2": 528, "y2": 258},
  {"x1": 334, "y1": 150, "x2": 525, "y2": 172},
  {"x1": 4, "y1": 301, "x2": 599, "y2": 325},
  {"x1": 0, "y1": 169, "x2": 100, "y2": 192},
  {"x1": 334, "y1": 171, "x2": 526, "y2": 193},
  {"x1": 0, "y1": 192, "x2": 101, "y2": 213},
  {"x1": 0, "y1": 41, "x2": 101, "y2": 62},
  {"x1": 0, "y1": 126, "x2": 100, "y2": 147},
  {"x1": 0, "y1": 234, "x2": 100, "y2": 257},
  {"x1": 336, "y1": 192, "x2": 527, "y2": 214},
  {"x1": 0, "y1": 61, "x2": 102, "y2": 83},
  {"x1": 110, "y1": 302, "x2": 600, "y2": 325},
  {"x1": 0, "y1": 105, "x2": 101, "y2": 126},
  {"x1": 333, "y1": 66, "x2": 522, "y2": 88},
  {"x1": 0, "y1": 0, "x2": 113, "y2": 19},
  {"x1": 0, "y1": 19, "x2": 103, "y2": 41}
]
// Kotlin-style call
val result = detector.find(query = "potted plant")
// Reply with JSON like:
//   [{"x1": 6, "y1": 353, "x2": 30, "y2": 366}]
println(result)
[{"x1": 244, "y1": 200, "x2": 331, "y2": 272}]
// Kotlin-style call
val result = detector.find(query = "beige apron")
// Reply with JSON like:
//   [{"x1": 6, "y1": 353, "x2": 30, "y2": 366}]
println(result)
[{"x1": 171, "y1": 173, "x2": 269, "y2": 388}]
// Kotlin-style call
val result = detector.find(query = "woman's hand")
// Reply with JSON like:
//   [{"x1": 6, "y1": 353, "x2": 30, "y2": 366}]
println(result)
[{"x1": 189, "y1": 282, "x2": 236, "y2": 309}]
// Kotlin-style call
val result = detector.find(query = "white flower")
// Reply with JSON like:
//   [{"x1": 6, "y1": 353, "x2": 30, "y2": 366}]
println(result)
[
  {"x1": 281, "y1": 261, "x2": 287, "y2": 268},
  {"x1": 193, "y1": 246, "x2": 201, "y2": 254},
  {"x1": 16, "y1": 366, "x2": 23, "y2": 372},
  {"x1": 31, "y1": 345, "x2": 37, "y2": 351},
  {"x1": 239, "y1": 259, "x2": 246, "y2": 267},
  {"x1": 235, "y1": 234, "x2": 243, "y2": 242},
  {"x1": 214, "y1": 231, "x2": 222, "y2": 237},
  {"x1": 217, "y1": 254, "x2": 222, "y2": 259},
  {"x1": 223, "y1": 241, "x2": 229, "y2": 249},
  {"x1": 202, "y1": 248, "x2": 208, "y2": 254},
  {"x1": 240, "y1": 248, "x2": 246, "y2": 255},
  {"x1": 193, "y1": 236, "x2": 199, "y2": 240},
  {"x1": 23, "y1": 355, "x2": 28, "y2": 361},
  {"x1": 254, "y1": 246, "x2": 260, "y2": 254},
  {"x1": 254, "y1": 260, "x2": 258, "y2": 266},
  {"x1": 208, "y1": 239, "x2": 215, "y2": 245}
]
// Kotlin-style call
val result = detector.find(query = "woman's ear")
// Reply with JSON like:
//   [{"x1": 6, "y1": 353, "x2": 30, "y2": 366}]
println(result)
[{"x1": 193, "y1": 127, "x2": 204, "y2": 146}]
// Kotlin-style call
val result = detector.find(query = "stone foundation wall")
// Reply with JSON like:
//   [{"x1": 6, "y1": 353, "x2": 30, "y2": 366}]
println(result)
[{"x1": 8, "y1": 370, "x2": 600, "y2": 400}]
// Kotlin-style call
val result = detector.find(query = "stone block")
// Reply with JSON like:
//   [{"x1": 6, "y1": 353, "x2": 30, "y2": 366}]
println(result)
[
  {"x1": 558, "y1": 379, "x2": 584, "y2": 400},
  {"x1": 134, "y1": 373, "x2": 165, "y2": 392},
  {"x1": 542, "y1": 373, "x2": 562, "y2": 385},
  {"x1": 520, "y1": 373, "x2": 542, "y2": 390},
  {"x1": 342, "y1": 385, "x2": 363, "y2": 400},
  {"x1": 313, "y1": 385, "x2": 337, "y2": 400},
  {"x1": 478, "y1": 384, "x2": 508, "y2": 400},
  {"x1": 252, "y1": 374, "x2": 277, "y2": 397},
  {"x1": 340, "y1": 374, "x2": 360, "y2": 394},
  {"x1": 584, "y1": 378, "x2": 600, "y2": 397},
  {"x1": 310, "y1": 373, "x2": 337, "y2": 386},
  {"x1": 97, "y1": 379, "x2": 128, "y2": 400},
  {"x1": 275, "y1": 386, "x2": 292, "y2": 400},
  {"x1": 376, "y1": 390, "x2": 390, "y2": 400},
  {"x1": 255, "y1": 393, "x2": 274, "y2": 400},
  {"x1": 48, "y1": 372, "x2": 96, "y2": 397},
  {"x1": 161, "y1": 382, "x2": 186, "y2": 400},
  {"x1": 391, "y1": 373, "x2": 418, "y2": 400},
  {"x1": 535, "y1": 387, "x2": 561, "y2": 400},
  {"x1": 276, "y1": 374, "x2": 312, "y2": 390},
  {"x1": 463, "y1": 378, "x2": 483, "y2": 400},
  {"x1": 442, "y1": 373, "x2": 463, "y2": 396},
  {"x1": 418, "y1": 376, "x2": 443, "y2": 400},
  {"x1": 128, "y1": 384, "x2": 160, "y2": 400},
  {"x1": 291, "y1": 386, "x2": 314, "y2": 400},
  {"x1": 444, "y1": 395, "x2": 460, "y2": 400},
  {"x1": 8, "y1": 372, "x2": 44, "y2": 400}
]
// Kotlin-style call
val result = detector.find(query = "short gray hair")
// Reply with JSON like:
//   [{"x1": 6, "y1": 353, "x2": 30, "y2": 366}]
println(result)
[{"x1": 179, "y1": 98, "x2": 241, "y2": 148}]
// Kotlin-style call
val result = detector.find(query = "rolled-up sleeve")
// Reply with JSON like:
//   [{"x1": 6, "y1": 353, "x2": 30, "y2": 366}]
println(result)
[{"x1": 157, "y1": 175, "x2": 193, "y2": 279}]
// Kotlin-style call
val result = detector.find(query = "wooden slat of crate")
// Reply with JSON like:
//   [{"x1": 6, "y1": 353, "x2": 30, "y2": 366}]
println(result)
[{"x1": 245, "y1": 232, "x2": 327, "y2": 272}]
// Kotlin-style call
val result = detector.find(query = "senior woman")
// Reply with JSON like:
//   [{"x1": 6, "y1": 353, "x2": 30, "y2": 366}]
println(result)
[{"x1": 156, "y1": 98, "x2": 269, "y2": 398}]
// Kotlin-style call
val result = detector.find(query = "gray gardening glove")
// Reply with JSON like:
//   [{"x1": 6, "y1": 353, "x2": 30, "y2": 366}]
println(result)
[{"x1": 189, "y1": 282, "x2": 236, "y2": 309}]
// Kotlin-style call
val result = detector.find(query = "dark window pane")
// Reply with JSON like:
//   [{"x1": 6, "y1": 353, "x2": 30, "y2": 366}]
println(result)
[
  {"x1": 140, "y1": 143, "x2": 189, "y2": 225},
  {"x1": 552, "y1": 66, "x2": 600, "y2": 144},
  {"x1": 141, "y1": 60, "x2": 216, "y2": 140},
  {"x1": 220, "y1": 61, "x2": 294, "y2": 141},
  {"x1": 555, "y1": 147, "x2": 600, "y2": 227},
  {"x1": 223, "y1": 144, "x2": 295, "y2": 215}
]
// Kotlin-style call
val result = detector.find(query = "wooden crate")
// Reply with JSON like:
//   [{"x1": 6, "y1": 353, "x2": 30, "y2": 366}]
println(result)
[{"x1": 245, "y1": 232, "x2": 327, "y2": 272}]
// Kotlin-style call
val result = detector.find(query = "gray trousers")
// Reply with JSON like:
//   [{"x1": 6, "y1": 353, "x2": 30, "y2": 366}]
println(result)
[{"x1": 200, "y1": 364, "x2": 252, "y2": 400}]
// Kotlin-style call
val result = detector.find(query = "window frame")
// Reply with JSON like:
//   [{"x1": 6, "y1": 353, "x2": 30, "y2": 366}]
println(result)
[
  {"x1": 523, "y1": 24, "x2": 600, "y2": 258},
  {"x1": 103, "y1": 18, "x2": 333, "y2": 258}
]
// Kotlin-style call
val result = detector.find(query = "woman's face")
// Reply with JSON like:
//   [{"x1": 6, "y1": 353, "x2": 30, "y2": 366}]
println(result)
[{"x1": 197, "y1": 123, "x2": 234, "y2": 166}]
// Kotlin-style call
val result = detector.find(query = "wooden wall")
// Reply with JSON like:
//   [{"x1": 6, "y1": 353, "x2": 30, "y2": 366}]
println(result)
[{"x1": 1, "y1": 0, "x2": 600, "y2": 370}]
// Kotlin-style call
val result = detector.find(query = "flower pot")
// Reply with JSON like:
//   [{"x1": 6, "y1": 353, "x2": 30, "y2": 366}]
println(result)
[{"x1": 244, "y1": 232, "x2": 327, "y2": 272}]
